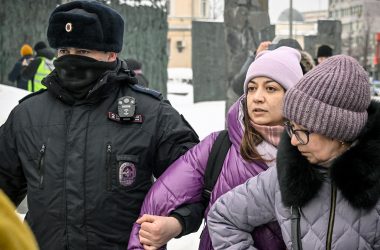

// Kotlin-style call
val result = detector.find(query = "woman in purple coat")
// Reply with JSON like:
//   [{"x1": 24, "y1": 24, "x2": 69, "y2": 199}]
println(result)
[{"x1": 127, "y1": 46, "x2": 303, "y2": 250}]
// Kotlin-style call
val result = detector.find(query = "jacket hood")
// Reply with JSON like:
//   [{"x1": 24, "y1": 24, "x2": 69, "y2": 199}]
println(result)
[
  {"x1": 43, "y1": 58, "x2": 138, "y2": 105},
  {"x1": 36, "y1": 48, "x2": 56, "y2": 60},
  {"x1": 226, "y1": 95, "x2": 245, "y2": 148},
  {"x1": 277, "y1": 100, "x2": 380, "y2": 209}
]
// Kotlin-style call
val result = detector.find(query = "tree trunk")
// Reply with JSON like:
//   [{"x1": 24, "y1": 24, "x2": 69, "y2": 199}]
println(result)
[
  {"x1": 110, "y1": 1, "x2": 168, "y2": 96},
  {"x1": 223, "y1": 0, "x2": 270, "y2": 111}
]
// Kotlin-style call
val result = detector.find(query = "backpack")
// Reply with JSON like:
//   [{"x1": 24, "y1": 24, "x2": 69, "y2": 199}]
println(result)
[{"x1": 202, "y1": 130, "x2": 232, "y2": 205}]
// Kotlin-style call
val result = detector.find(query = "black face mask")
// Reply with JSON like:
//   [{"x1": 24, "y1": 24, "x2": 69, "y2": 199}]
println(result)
[{"x1": 53, "y1": 55, "x2": 117, "y2": 99}]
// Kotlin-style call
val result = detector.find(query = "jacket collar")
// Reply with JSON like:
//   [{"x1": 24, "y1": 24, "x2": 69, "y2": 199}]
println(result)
[{"x1": 277, "y1": 100, "x2": 380, "y2": 209}]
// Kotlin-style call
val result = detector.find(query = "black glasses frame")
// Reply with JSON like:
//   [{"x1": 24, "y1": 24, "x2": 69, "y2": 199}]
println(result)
[{"x1": 284, "y1": 121, "x2": 310, "y2": 145}]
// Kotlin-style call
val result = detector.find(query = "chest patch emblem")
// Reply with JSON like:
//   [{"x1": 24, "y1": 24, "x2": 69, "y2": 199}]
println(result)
[{"x1": 119, "y1": 162, "x2": 136, "y2": 186}]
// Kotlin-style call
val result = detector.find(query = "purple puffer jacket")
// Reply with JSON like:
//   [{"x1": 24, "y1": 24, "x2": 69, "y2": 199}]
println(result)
[{"x1": 128, "y1": 97, "x2": 286, "y2": 250}]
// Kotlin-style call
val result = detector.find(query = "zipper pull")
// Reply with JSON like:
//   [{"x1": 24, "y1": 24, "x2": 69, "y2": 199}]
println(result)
[
  {"x1": 106, "y1": 144, "x2": 112, "y2": 170},
  {"x1": 106, "y1": 144, "x2": 112, "y2": 191},
  {"x1": 38, "y1": 144, "x2": 46, "y2": 189}
]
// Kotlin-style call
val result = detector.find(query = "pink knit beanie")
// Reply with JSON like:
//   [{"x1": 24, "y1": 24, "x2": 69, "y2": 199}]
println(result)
[
  {"x1": 243, "y1": 46, "x2": 303, "y2": 94},
  {"x1": 283, "y1": 55, "x2": 371, "y2": 141}
]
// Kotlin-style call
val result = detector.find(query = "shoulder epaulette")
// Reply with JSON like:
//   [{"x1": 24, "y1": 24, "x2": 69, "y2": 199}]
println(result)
[
  {"x1": 19, "y1": 89, "x2": 47, "y2": 104},
  {"x1": 129, "y1": 84, "x2": 163, "y2": 100}
]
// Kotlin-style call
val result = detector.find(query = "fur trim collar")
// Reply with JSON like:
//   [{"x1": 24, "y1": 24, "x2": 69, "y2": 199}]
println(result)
[{"x1": 277, "y1": 100, "x2": 380, "y2": 209}]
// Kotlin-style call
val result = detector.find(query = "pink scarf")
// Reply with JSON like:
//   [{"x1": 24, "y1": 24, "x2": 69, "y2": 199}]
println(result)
[{"x1": 250, "y1": 121, "x2": 284, "y2": 147}]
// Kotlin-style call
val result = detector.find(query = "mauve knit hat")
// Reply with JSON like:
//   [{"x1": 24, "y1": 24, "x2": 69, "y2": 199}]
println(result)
[
  {"x1": 243, "y1": 46, "x2": 303, "y2": 94},
  {"x1": 283, "y1": 55, "x2": 371, "y2": 141}
]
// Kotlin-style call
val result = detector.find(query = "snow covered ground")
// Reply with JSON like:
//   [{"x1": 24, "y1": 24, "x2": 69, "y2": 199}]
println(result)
[
  {"x1": 167, "y1": 81, "x2": 225, "y2": 139},
  {"x1": 0, "y1": 82, "x2": 225, "y2": 249},
  {"x1": 0, "y1": 84, "x2": 29, "y2": 125}
]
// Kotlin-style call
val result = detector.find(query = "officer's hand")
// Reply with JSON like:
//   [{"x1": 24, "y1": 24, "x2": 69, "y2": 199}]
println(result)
[
  {"x1": 256, "y1": 41, "x2": 272, "y2": 54},
  {"x1": 136, "y1": 214, "x2": 182, "y2": 250}
]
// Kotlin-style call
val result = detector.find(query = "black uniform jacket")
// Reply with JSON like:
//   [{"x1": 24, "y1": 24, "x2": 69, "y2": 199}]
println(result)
[{"x1": 0, "y1": 59, "x2": 199, "y2": 249}]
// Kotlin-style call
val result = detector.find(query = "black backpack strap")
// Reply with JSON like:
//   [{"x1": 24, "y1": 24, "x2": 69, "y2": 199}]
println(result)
[{"x1": 202, "y1": 130, "x2": 232, "y2": 205}]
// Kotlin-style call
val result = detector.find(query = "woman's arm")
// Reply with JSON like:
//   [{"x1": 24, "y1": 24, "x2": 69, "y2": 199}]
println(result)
[{"x1": 207, "y1": 167, "x2": 278, "y2": 250}]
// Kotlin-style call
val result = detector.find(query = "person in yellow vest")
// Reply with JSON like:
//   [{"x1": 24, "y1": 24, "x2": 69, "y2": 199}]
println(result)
[
  {"x1": 21, "y1": 41, "x2": 55, "y2": 92},
  {"x1": 8, "y1": 44, "x2": 34, "y2": 90},
  {"x1": 0, "y1": 190, "x2": 39, "y2": 250}
]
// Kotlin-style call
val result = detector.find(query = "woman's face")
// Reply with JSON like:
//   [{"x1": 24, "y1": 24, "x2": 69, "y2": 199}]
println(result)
[
  {"x1": 288, "y1": 122, "x2": 347, "y2": 165},
  {"x1": 246, "y1": 77, "x2": 285, "y2": 126}
]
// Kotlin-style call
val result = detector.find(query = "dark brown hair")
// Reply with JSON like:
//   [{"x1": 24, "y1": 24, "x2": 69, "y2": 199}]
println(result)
[{"x1": 240, "y1": 98, "x2": 271, "y2": 163}]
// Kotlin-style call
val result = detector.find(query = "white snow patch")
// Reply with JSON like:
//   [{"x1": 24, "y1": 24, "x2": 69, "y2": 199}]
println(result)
[{"x1": 0, "y1": 84, "x2": 29, "y2": 125}]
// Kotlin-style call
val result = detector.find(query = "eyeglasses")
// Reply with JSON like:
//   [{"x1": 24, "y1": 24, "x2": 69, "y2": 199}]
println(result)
[{"x1": 284, "y1": 121, "x2": 310, "y2": 145}]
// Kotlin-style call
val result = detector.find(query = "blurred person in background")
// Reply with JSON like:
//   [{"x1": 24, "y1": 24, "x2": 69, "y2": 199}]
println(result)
[
  {"x1": 316, "y1": 44, "x2": 333, "y2": 65},
  {"x1": 21, "y1": 41, "x2": 55, "y2": 92},
  {"x1": 8, "y1": 44, "x2": 34, "y2": 90}
]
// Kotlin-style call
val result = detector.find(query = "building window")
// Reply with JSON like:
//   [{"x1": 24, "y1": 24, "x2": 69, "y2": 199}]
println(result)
[{"x1": 176, "y1": 40, "x2": 185, "y2": 53}]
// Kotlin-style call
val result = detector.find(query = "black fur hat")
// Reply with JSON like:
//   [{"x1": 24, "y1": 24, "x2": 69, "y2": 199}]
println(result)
[{"x1": 47, "y1": 1, "x2": 124, "y2": 52}]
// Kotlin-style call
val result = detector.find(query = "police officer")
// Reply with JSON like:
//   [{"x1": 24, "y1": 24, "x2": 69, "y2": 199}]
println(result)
[
  {"x1": 0, "y1": 1, "x2": 201, "y2": 249},
  {"x1": 21, "y1": 41, "x2": 55, "y2": 92}
]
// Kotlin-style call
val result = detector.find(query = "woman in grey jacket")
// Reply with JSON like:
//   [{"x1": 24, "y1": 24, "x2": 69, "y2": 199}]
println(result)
[{"x1": 208, "y1": 55, "x2": 380, "y2": 250}]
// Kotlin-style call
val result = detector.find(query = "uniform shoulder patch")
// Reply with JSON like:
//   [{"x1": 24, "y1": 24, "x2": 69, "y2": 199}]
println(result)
[
  {"x1": 19, "y1": 89, "x2": 47, "y2": 104},
  {"x1": 129, "y1": 84, "x2": 163, "y2": 100}
]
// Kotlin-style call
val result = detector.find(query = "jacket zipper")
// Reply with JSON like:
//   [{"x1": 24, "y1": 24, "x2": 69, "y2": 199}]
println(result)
[
  {"x1": 63, "y1": 108, "x2": 73, "y2": 249},
  {"x1": 326, "y1": 183, "x2": 337, "y2": 250},
  {"x1": 38, "y1": 144, "x2": 46, "y2": 189},
  {"x1": 106, "y1": 144, "x2": 112, "y2": 191}
]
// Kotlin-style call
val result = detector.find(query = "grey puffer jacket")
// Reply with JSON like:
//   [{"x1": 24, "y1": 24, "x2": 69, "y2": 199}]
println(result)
[{"x1": 208, "y1": 101, "x2": 380, "y2": 250}]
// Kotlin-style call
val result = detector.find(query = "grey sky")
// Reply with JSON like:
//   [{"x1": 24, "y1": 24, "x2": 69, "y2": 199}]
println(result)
[{"x1": 268, "y1": 0, "x2": 328, "y2": 23}]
